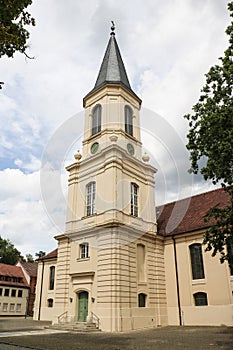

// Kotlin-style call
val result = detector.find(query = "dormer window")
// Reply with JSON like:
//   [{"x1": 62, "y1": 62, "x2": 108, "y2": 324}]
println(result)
[
  {"x1": 125, "y1": 105, "x2": 133, "y2": 136},
  {"x1": 92, "y1": 104, "x2": 101, "y2": 135}
]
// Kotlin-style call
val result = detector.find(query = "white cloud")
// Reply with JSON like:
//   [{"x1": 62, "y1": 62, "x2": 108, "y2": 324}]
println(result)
[{"x1": 0, "y1": 0, "x2": 230, "y2": 255}]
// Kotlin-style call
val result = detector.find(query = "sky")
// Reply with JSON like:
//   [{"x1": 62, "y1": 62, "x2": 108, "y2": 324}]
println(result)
[{"x1": 0, "y1": 0, "x2": 230, "y2": 257}]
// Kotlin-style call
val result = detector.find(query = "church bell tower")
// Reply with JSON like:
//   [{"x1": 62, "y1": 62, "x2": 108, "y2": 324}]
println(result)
[{"x1": 60, "y1": 23, "x2": 167, "y2": 332}]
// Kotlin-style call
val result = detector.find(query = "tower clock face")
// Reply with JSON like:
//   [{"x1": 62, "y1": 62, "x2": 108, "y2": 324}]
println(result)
[
  {"x1": 91, "y1": 142, "x2": 99, "y2": 154},
  {"x1": 127, "y1": 143, "x2": 135, "y2": 156}
]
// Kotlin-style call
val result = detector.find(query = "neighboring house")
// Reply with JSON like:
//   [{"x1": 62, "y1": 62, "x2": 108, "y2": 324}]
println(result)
[
  {"x1": 35, "y1": 249, "x2": 57, "y2": 321},
  {"x1": 33, "y1": 27, "x2": 233, "y2": 331},
  {"x1": 16, "y1": 261, "x2": 38, "y2": 316},
  {"x1": 0, "y1": 263, "x2": 30, "y2": 317}
]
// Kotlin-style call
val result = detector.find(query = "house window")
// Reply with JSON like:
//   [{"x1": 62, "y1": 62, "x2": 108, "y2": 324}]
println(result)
[
  {"x1": 80, "y1": 243, "x2": 89, "y2": 259},
  {"x1": 18, "y1": 290, "x2": 23, "y2": 297},
  {"x1": 4, "y1": 289, "x2": 9, "y2": 297},
  {"x1": 86, "y1": 182, "x2": 96, "y2": 216},
  {"x1": 16, "y1": 304, "x2": 21, "y2": 312},
  {"x1": 125, "y1": 105, "x2": 133, "y2": 136},
  {"x1": 194, "y1": 292, "x2": 208, "y2": 306},
  {"x1": 138, "y1": 293, "x2": 147, "y2": 307},
  {"x1": 92, "y1": 104, "x2": 101, "y2": 135},
  {"x1": 47, "y1": 298, "x2": 53, "y2": 308},
  {"x1": 0, "y1": 288, "x2": 2, "y2": 296},
  {"x1": 189, "y1": 243, "x2": 205, "y2": 280},
  {"x1": 49, "y1": 266, "x2": 55, "y2": 290},
  {"x1": 131, "y1": 183, "x2": 138, "y2": 216},
  {"x1": 10, "y1": 303, "x2": 15, "y2": 312},
  {"x1": 2, "y1": 303, "x2": 8, "y2": 312},
  {"x1": 11, "y1": 289, "x2": 16, "y2": 297}
]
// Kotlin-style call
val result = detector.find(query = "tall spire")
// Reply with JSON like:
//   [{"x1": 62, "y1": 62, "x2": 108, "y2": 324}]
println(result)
[{"x1": 84, "y1": 22, "x2": 139, "y2": 101}]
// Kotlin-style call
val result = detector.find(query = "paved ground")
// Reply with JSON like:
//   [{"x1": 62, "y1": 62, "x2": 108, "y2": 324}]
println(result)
[{"x1": 0, "y1": 319, "x2": 232, "y2": 350}]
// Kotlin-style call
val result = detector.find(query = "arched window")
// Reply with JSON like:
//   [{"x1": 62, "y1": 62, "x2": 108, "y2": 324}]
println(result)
[
  {"x1": 125, "y1": 105, "x2": 133, "y2": 136},
  {"x1": 189, "y1": 244, "x2": 205, "y2": 280},
  {"x1": 131, "y1": 183, "x2": 138, "y2": 216},
  {"x1": 194, "y1": 292, "x2": 208, "y2": 306},
  {"x1": 49, "y1": 266, "x2": 55, "y2": 290},
  {"x1": 86, "y1": 182, "x2": 96, "y2": 216},
  {"x1": 92, "y1": 105, "x2": 101, "y2": 135},
  {"x1": 47, "y1": 298, "x2": 53, "y2": 308},
  {"x1": 138, "y1": 293, "x2": 147, "y2": 307}
]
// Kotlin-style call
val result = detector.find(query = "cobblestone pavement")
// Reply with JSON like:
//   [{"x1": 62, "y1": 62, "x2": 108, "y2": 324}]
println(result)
[{"x1": 0, "y1": 326, "x2": 232, "y2": 350}]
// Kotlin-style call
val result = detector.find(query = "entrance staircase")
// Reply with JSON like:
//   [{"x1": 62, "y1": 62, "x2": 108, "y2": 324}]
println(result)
[
  {"x1": 50, "y1": 311, "x2": 101, "y2": 332},
  {"x1": 50, "y1": 321, "x2": 100, "y2": 332}
]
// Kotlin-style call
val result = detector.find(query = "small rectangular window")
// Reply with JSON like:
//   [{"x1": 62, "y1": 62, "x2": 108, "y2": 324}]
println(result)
[
  {"x1": 80, "y1": 243, "x2": 89, "y2": 259},
  {"x1": 138, "y1": 293, "x2": 146, "y2": 307},
  {"x1": 2, "y1": 303, "x2": 8, "y2": 312},
  {"x1": 10, "y1": 303, "x2": 15, "y2": 312},
  {"x1": 0, "y1": 288, "x2": 2, "y2": 296},
  {"x1": 194, "y1": 292, "x2": 208, "y2": 306},
  {"x1": 18, "y1": 290, "x2": 23, "y2": 298},
  {"x1": 16, "y1": 304, "x2": 21, "y2": 312},
  {"x1": 11, "y1": 289, "x2": 16, "y2": 297},
  {"x1": 4, "y1": 289, "x2": 10, "y2": 297}
]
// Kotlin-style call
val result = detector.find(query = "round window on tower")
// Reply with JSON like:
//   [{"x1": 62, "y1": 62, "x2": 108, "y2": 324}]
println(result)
[
  {"x1": 91, "y1": 142, "x2": 99, "y2": 154},
  {"x1": 127, "y1": 143, "x2": 135, "y2": 156}
]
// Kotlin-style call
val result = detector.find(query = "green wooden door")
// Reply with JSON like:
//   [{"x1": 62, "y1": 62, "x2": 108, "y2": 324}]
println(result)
[{"x1": 78, "y1": 291, "x2": 88, "y2": 322}]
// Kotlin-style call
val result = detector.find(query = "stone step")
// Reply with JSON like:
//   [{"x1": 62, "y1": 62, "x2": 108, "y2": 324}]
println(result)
[{"x1": 50, "y1": 322, "x2": 100, "y2": 333}]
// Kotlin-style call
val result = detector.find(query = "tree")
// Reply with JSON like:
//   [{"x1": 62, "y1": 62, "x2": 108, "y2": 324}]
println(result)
[
  {"x1": 26, "y1": 253, "x2": 34, "y2": 263},
  {"x1": 35, "y1": 250, "x2": 46, "y2": 259},
  {"x1": 0, "y1": 0, "x2": 35, "y2": 59},
  {"x1": 0, "y1": 236, "x2": 22, "y2": 265},
  {"x1": 184, "y1": 2, "x2": 233, "y2": 265}
]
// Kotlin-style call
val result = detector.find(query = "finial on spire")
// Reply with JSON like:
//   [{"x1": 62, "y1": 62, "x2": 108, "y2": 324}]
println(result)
[{"x1": 111, "y1": 20, "x2": 115, "y2": 35}]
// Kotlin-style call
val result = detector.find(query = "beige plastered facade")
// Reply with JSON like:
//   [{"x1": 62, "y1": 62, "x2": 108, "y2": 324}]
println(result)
[{"x1": 34, "y1": 77, "x2": 233, "y2": 331}]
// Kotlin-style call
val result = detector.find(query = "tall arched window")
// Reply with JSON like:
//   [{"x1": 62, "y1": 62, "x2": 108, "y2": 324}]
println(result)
[
  {"x1": 86, "y1": 182, "x2": 96, "y2": 216},
  {"x1": 49, "y1": 266, "x2": 55, "y2": 290},
  {"x1": 131, "y1": 183, "x2": 138, "y2": 216},
  {"x1": 125, "y1": 105, "x2": 133, "y2": 136},
  {"x1": 189, "y1": 244, "x2": 205, "y2": 280},
  {"x1": 92, "y1": 105, "x2": 101, "y2": 135},
  {"x1": 194, "y1": 292, "x2": 208, "y2": 306}
]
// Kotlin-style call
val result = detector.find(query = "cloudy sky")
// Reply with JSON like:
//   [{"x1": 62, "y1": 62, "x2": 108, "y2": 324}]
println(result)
[{"x1": 0, "y1": 0, "x2": 230, "y2": 257}]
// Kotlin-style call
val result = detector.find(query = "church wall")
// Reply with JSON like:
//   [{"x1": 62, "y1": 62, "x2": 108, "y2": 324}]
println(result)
[{"x1": 164, "y1": 232, "x2": 233, "y2": 326}]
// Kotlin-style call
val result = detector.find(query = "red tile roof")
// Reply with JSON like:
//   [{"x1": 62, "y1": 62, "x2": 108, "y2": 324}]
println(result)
[
  {"x1": 20, "y1": 262, "x2": 38, "y2": 277},
  {"x1": 0, "y1": 263, "x2": 29, "y2": 287},
  {"x1": 157, "y1": 188, "x2": 230, "y2": 237},
  {"x1": 38, "y1": 248, "x2": 58, "y2": 261}
]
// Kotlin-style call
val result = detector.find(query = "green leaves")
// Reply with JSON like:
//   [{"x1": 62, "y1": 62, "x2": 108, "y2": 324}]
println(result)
[
  {"x1": 0, "y1": 235, "x2": 22, "y2": 265},
  {"x1": 185, "y1": 1, "x2": 233, "y2": 264},
  {"x1": 0, "y1": 0, "x2": 35, "y2": 58}
]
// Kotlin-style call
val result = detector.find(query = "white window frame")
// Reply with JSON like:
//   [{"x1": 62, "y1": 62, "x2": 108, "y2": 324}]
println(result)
[
  {"x1": 131, "y1": 183, "x2": 138, "y2": 216},
  {"x1": 80, "y1": 243, "x2": 89, "y2": 259},
  {"x1": 86, "y1": 182, "x2": 96, "y2": 216}
]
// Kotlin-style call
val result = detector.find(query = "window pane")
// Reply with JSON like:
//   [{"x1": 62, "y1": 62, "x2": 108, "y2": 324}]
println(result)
[
  {"x1": 125, "y1": 106, "x2": 133, "y2": 136},
  {"x1": 4, "y1": 289, "x2": 9, "y2": 297},
  {"x1": 189, "y1": 244, "x2": 205, "y2": 280},
  {"x1": 18, "y1": 290, "x2": 23, "y2": 297},
  {"x1": 49, "y1": 266, "x2": 55, "y2": 290},
  {"x1": 92, "y1": 105, "x2": 101, "y2": 135},
  {"x1": 138, "y1": 293, "x2": 146, "y2": 307},
  {"x1": 131, "y1": 183, "x2": 138, "y2": 216},
  {"x1": 80, "y1": 243, "x2": 89, "y2": 259},
  {"x1": 194, "y1": 292, "x2": 208, "y2": 306},
  {"x1": 87, "y1": 182, "x2": 96, "y2": 216}
]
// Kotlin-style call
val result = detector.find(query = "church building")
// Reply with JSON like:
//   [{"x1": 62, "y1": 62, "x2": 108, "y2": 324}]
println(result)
[{"x1": 33, "y1": 26, "x2": 233, "y2": 331}]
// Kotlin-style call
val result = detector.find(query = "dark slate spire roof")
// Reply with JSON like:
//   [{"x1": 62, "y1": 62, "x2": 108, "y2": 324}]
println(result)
[
  {"x1": 94, "y1": 32, "x2": 131, "y2": 91},
  {"x1": 84, "y1": 25, "x2": 141, "y2": 103}
]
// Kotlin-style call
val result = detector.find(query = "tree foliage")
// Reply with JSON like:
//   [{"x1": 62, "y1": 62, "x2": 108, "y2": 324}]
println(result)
[
  {"x1": 0, "y1": 0, "x2": 35, "y2": 59},
  {"x1": 25, "y1": 253, "x2": 34, "y2": 263},
  {"x1": 35, "y1": 250, "x2": 46, "y2": 259},
  {"x1": 184, "y1": 2, "x2": 233, "y2": 265},
  {"x1": 0, "y1": 236, "x2": 22, "y2": 265}
]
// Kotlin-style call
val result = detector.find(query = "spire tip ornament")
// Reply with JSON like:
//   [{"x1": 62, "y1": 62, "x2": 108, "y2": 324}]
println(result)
[{"x1": 111, "y1": 20, "x2": 115, "y2": 35}]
